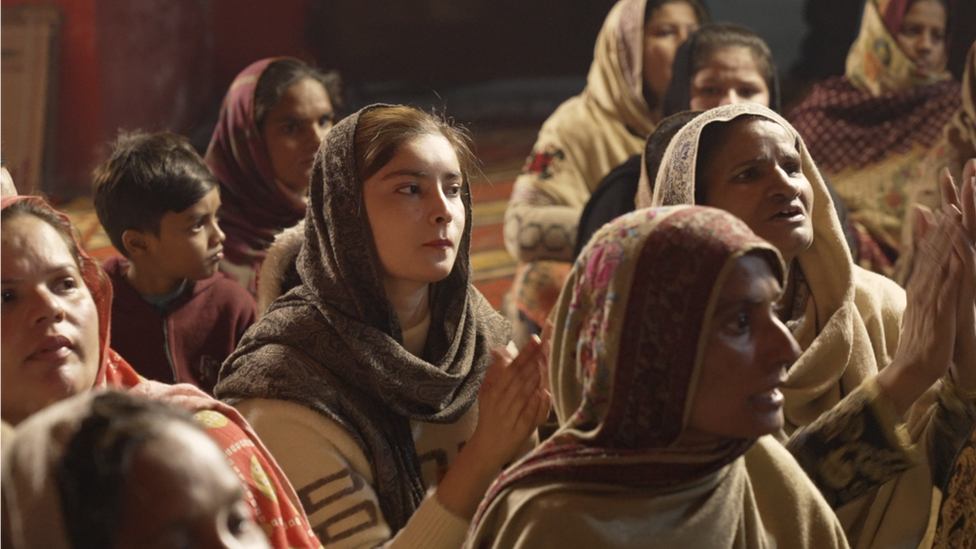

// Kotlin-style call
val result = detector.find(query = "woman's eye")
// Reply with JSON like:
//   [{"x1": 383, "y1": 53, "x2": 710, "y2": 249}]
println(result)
[
  {"x1": 739, "y1": 87, "x2": 758, "y2": 98},
  {"x1": 726, "y1": 312, "x2": 750, "y2": 335},
  {"x1": 54, "y1": 277, "x2": 78, "y2": 294},
  {"x1": 1, "y1": 289, "x2": 15, "y2": 304},
  {"x1": 445, "y1": 184, "x2": 462, "y2": 197},
  {"x1": 397, "y1": 184, "x2": 420, "y2": 195},
  {"x1": 652, "y1": 29, "x2": 673, "y2": 38},
  {"x1": 318, "y1": 115, "x2": 334, "y2": 128},
  {"x1": 784, "y1": 162, "x2": 802, "y2": 176},
  {"x1": 735, "y1": 168, "x2": 759, "y2": 181}
]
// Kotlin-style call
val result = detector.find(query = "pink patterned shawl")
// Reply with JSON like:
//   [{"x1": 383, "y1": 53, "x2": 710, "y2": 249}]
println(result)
[{"x1": 473, "y1": 206, "x2": 783, "y2": 531}]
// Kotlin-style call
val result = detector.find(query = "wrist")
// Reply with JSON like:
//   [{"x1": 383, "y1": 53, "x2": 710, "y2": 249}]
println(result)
[{"x1": 876, "y1": 357, "x2": 935, "y2": 416}]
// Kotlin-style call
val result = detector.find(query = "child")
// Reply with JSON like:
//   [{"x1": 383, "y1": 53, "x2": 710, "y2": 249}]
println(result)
[{"x1": 92, "y1": 131, "x2": 256, "y2": 395}]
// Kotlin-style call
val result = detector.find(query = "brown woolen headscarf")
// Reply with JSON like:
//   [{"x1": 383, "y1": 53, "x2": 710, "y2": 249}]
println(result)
[{"x1": 216, "y1": 105, "x2": 511, "y2": 532}]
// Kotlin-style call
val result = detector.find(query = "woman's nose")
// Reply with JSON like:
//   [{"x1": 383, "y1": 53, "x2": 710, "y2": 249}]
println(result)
[
  {"x1": 718, "y1": 89, "x2": 740, "y2": 107},
  {"x1": 31, "y1": 288, "x2": 65, "y2": 326},
  {"x1": 430, "y1": 190, "x2": 454, "y2": 225},
  {"x1": 769, "y1": 167, "x2": 801, "y2": 199},
  {"x1": 768, "y1": 315, "x2": 801, "y2": 368}
]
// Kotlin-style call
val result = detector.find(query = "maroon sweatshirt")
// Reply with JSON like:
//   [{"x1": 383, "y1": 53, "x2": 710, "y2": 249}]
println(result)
[{"x1": 103, "y1": 256, "x2": 257, "y2": 395}]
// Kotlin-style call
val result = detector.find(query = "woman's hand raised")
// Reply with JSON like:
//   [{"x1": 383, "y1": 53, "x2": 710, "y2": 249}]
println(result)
[
  {"x1": 938, "y1": 160, "x2": 976, "y2": 390},
  {"x1": 877, "y1": 203, "x2": 965, "y2": 414},
  {"x1": 434, "y1": 336, "x2": 551, "y2": 520}
]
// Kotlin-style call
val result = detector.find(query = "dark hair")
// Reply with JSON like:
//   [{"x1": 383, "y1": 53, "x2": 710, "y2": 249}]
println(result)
[
  {"x1": 644, "y1": 0, "x2": 708, "y2": 26},
  {"x1": 92, "y1": 131, "x2": 216, "y2": 258},
  {"x1": 644, "y1": 110, "x2": 702, "y2": 191},
  {"x1": 354, "y1": 106, "x2": 476, "y2": 187},
  {"x1": 693, "y1": 114, "x2": 770, "y2": 204},
  {"x1": 253, "y1": 59, "x2": 343, "y2": 131},
  {"x1": 663, "y1": 23, "x2": 779, "y2": 117},
  {"x1": 55, "y1": 391, "x2": 197, "y2": 549},
  {"x1": 1, "y1": 199, "x2": 84, "y2": 271}
]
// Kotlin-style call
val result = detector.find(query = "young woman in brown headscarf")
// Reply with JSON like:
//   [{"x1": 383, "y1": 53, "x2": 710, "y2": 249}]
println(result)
[{"x1": 217, "y1": 105, "x2": 549, "y2": 548}]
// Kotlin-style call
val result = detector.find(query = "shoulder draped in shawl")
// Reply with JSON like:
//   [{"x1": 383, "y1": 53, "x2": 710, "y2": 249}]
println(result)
[
  {"x1": 510, "y1": 0, "x2": 658, "y2": 210},
  {"x1": 216, "y1": 105, "x2": 511, "y2": 533}
]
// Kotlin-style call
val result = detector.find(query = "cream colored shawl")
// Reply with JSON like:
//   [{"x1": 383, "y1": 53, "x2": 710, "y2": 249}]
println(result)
[
  {"x1": 641, "y1": 104, "x2": 947, "y2": 549},
  {"x1": 503, "y1": 0, "x2": 664, "y2": 264},
  {"x1": 472, "y1": 206, "x2": 847, "y2": 548},
  {"x1": 520, "y1": 0, "x2": 656, "y2": 208}
]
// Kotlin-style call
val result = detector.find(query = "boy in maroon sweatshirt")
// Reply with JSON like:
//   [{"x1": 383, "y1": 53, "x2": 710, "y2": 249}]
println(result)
[{"x1": 92, "y1": 132, "x2": 256, "y2": 394}]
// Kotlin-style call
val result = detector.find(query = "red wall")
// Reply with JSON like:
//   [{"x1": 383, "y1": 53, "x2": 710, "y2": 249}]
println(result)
[{"x1": 1, "y1": 0, "x2": 313, "y2": 197}]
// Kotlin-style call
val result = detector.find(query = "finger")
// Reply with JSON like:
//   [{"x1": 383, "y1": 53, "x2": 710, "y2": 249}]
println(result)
[
  {"x1": 913, "y1": 204, "x2": 935, "y2": 246},
  {"x1": 493, "y1": 346, "x2": 544, "y2": 411},
  {"x1": 964, "y1": 158, "x2": 976, "y2": 189},
  {"x1": 941, "y1": 167, "x2": 962, "y2": 214},
  {"x1": 534, "y1": 389, "x2": 552, "y2": 427},
  {"x1": 963, "y1": 162, "x2": 976, "y2": 243}
]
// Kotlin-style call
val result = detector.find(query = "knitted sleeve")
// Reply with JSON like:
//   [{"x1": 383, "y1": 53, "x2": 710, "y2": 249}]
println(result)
[{"x1": 235, "y1": 398, "x2": 470, "y2": 549}]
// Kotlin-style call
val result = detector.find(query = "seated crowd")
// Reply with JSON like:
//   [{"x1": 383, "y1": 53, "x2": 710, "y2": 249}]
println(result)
[{"x1": 2, "y1": 0, "x2": 976, "y2": 547}]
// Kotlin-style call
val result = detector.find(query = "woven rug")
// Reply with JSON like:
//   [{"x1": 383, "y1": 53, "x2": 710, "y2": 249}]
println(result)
[{"x1": 58, "y1": 123, "x2": 538, "y2": 310}]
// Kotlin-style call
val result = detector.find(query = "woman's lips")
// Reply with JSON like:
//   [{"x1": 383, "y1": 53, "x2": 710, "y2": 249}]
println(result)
[
  {"x1": 29, "y1": 335, "x2": 73, "y2": 362},
  {"x1": 424, "y1": 239, "x2": 453, "y2": 250},
  {"x1": 769, "y1": 203, "x2": 806, "y2": 222}
]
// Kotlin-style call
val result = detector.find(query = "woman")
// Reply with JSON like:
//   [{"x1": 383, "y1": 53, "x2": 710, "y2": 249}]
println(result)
[
  {"x1": 216, "y1": 105, "x2": 549, "y2": 548},
  {"x1": 577, "y1": 22, "x2": 781, "y2": 256},
  {"x1": 503, "y1": 0, "x2": 706, "y2": 342},
  {"x1": 469, "y1": 206, "x2": 849, "y2": 548},
  {"x1": 789, "y1": 0, "x2": 960, "y2": 281},
  {"x1": 205, "y1": 57, "x2": 341, "y2": 294},
  {"x1": 0, "y1": 195, "x2": 322, "y2": 548},
  {"x1": 2, "y1": 390, "x2": 271, "y2": 549},
  {"x1": 632, "y1": 103, "x2": 976, "y2": 547}
]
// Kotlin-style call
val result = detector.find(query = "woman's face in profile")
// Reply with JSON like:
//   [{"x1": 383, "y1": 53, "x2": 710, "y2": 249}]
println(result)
[
  {"x1": 689, "y1": 46, "x2": 770, "y2": 111},
  {"x1": 698, "y1": 118, "x2": 814, "y2": 265},
  {"x1": 683, "y1": 253, "x2": 799, "y2": 443},
  {"x1": 1, "y1": 214, "x2": 100, "y2": 426}
]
